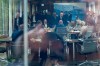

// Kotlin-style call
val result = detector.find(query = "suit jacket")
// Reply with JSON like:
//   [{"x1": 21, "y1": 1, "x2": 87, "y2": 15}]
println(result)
[
  {"x1": 51, "y1": 15, "x2": 58, "y2": 26},
  {"x1": 14, "y1": 17, "x2": 23, "y2": 30},
  {"x1": 57, "y1": 16, "x2": 66, "y2": 25}
]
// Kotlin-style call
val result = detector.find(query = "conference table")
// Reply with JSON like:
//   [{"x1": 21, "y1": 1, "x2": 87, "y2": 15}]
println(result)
[{"x1": 68, "y1": 30, "x2": 80, "y2": 34}]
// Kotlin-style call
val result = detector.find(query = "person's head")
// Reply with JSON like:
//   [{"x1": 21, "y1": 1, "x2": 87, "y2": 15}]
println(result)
[
  {"x1": 81, "y1": 21, "x2": 86, "y2": 26},
  {"x1": 44, "y1": 19, "x2": 47, "y2": 24},
  {"x1": 60, "y1": 12, "x2": 64, "y2": 17},
  {"x1": 59, "y1": 20, "x2": 63, "y2": 25}
]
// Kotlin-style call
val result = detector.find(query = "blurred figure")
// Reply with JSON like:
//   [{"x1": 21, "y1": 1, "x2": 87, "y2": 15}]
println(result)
[
  {"x1": 57, "y1": 11, "x2": 66, "y2": 25},
  {"x1": 32, "y1": 12, "x2": 36, "y2": 23},
  {"x1": 28, "y1": 12, "x2": 34, "y2": 28},
  {"x1": 52, "y1": 12, "x2": 58, "y2": 26},
  {"x1": 64, "y1": 12, "x2": 72, "y2": 25},
  {"x1": 86, "y1": 13, "x2": 95, "y2": 26},
  {"x1": 35, "y1": 12, "x2": 42, "y2": 22},
  {"x1": 28, "y1": 12, "x2": 33, "y2": 23},
  {"x1": 11, "y1": 24, "x2": 24, "y2": 61},
  {"x1": 66, "y1": 21, "x2": 72, "y2": 31},
  {"x1": 67, "y1": 21, "x2": 76, "y2": 31},
  {"x1": 75, "y1": 19, "x2": 82, "y2": 30},
  {"x1": 14, "y1": 12, "x2": 23, "y2": 31},
  {"x1": 58, "y1": 12, "x2": 64, "y2": 20},
  {"x1": 67, "y1": 21, "x2": 78, "y2": 39},
  {"x1": 80, "y1": 20, "x2": 95, "y2": 39},
  {"x1": 12, "y1": 12, "x2": 24, "y2": 44},
  {"x1": 55, "y1": 20, "x2": 65, "y2": 36},
  {"x1": 12, "y1": 24, "x2": 24, "y2": 42},
  {"x1": 45, "y1": 11, "x2": 53, "y2": 28},
  {"x1": 43, "y1": 19, "x2": 48, "y2": 28},
  {"x1": 79, "y1": 21, "x2": 88, "y2": 38},
  {"x1": 56, "y1": 20, "x2": 65, "y2": 27},
  {"x1": 70, "y1": 21, "x2": 76, "y2": 29},
  {"x1": 67, "y1": 12, "x2": 72, "y2": 23}
]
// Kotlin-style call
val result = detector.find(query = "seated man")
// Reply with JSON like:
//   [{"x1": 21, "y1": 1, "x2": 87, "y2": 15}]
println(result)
[
  {"x1": 55, "y1": 20, "x2": 67, "y2": 38},
  {"x1": 43, "y1": 19, "x2": 48, "y2": 28},
  {"x1": 75, "y1": 19, "x2": 82, "y2": 31},
  {"x1": 12, "y1": 24, "x2": 24, "y2": 42},
  {"x1": 55, "y1": 20, "x2": 66, "y2": 32},
  {"x1": 14, "y1": 12, "x2": 23, "y2": 31},
  {"x1": 56, "y1": 20, "x2": 65, "y2": 27},
  {"x1": 11, "y1": 24, "x2": 24, "y2": 61}
]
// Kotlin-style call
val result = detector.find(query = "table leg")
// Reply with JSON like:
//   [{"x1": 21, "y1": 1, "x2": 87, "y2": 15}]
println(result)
[
  {"x1": 38, "y1": 46, "x2": 41, "y2": 62},
  {"x1": 47, "y1": 41, "x2": 51, "y2": 57},
  {"x1": 6, "y1": 42, "x2": 11, "y2": 59},
  {"x1": 73, "y1": 42, "x2": 75, "y2": 60}
]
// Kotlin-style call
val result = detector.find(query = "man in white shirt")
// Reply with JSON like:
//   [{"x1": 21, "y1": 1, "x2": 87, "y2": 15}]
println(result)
[{"x1": 43, "y1": 19, "x2": 48, "y2": 28}]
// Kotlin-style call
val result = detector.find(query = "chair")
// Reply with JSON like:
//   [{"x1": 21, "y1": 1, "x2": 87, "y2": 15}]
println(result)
[
  {"x1": 84, "y1": 31, "x2": 92, "y2": 39},
  {"x1": 56, "y1": 27, "x2": 67, "y2": 39},
  {"x1": 0, "y1": 43, "x2": 8, "y2": 63},
  {"x1": 77, "y1": 38, "x2": 99, "y2": 66},
  {"x1": 48, "y1": 39, "x2": 65, "y2": 61}
]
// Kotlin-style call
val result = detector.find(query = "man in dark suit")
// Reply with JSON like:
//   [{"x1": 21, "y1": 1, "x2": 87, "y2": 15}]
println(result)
[
  {"x1": 57, "y1": 11, "x2": 66, "y2": 26},
  {"x1": 11, "y1": 24, "x2": 23, "y2": 60},
  {"x1": 67, "y1": 12, "x2": 72, "y2": 22},
  {"x1": 45, "y1": 12, "x2": 53, "y2": 28},
  {"x1": 54, "y1": 20, "x2": 65, "y2": 33},
  {"x1": 14, "y1": 12, "x2": 23, "y2": 31},
  {"x1": 43, "y1": 19, "x2": 49, "y2": 28},
  {"x1": 52, "y1": 12, "x2": 58, "y2": 26}
]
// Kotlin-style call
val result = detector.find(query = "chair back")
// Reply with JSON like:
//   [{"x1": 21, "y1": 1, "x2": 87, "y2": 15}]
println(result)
[{"x1": 79, "y1": 38, "x2": 97, "y2": 54}]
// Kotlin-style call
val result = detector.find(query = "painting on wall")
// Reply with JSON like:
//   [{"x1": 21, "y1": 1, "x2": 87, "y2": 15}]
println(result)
[{"x1": 54, "y1": 3, "x2": 86, "y2": 20}]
